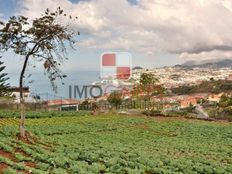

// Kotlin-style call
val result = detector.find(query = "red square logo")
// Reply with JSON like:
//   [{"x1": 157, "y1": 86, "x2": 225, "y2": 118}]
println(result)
[
  {"x1": 117, "y1": 67, "x2": 131, "y2": 79},
  {"x1": 102, "y1": 54, "x2": 116, "y2": 66},
  {"x1": 101, "y1": 52, "x2": 132, "y2": 80}
]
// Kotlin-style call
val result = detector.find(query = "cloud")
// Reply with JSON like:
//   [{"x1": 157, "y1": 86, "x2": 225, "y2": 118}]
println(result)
[
  {"x1": 175, "y1": 45, "x2": 232, "y2": 54},
  {"x1": 180, "y1": 49, "x2": 232, "y2": 60},
  {"x1": 16, "y1": 0, "x2": 232, "y2": 60}
]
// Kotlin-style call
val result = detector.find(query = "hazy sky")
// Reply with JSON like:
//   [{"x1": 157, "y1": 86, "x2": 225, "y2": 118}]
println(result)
[{"x1": 1, "y1": 0, "x2": 232, "y2": 74}]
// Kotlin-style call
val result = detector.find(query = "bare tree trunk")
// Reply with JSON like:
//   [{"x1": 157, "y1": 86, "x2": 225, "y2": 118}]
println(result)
[
  {"x1": 19, "y1": 97, "x2": 25, "y2": 138},
  {"x1": 19, "y1": 54, "x2": 30, "y2": 138}
]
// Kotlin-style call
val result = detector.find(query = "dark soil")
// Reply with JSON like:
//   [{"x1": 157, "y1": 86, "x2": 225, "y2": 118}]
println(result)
[
  {"x1": 0, "y1": 149, "x2": 16, "y2": 161},
  {"x1": 24, "y1": 161, "x2": 36, "y2": 168},
  {"x1": 0, "y1": 163, "x2": 9, "y2": 174}
]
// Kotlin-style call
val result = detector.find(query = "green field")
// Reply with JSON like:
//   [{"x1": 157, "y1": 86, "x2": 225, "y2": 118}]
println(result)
[{"x1": 0, "y1": 113, "x2": 232, "y2": 174}]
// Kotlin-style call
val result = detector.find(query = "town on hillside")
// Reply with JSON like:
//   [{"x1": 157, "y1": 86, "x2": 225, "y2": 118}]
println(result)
[{"x1": 2, "y1": 64, "x2": 232, "y2": 121}]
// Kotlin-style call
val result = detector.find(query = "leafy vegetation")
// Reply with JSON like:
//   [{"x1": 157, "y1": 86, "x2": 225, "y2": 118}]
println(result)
[
  {"x1": 205, "y1": 94, "x2": 232, "y2": 121},
  {"x1": 0, "y1": 110, "x2": 90, "y2": 119},
  {"x1": 219, "y1": 95, "x2": 232, "y2": 107},
  {"x1": 139, "y1": 73, "x2": 157, "y2": 86},
  {"x1": 172, "y1": 80, "x2": 232, "y2": 95},
  {"x1": 107, "y1": 92, "x2": 122, "y2": 108},
  {"x1": 0, "y1": 114, "x2": 232, "y2": 173}
]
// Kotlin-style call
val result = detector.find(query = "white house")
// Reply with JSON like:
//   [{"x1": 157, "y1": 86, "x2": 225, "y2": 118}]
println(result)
[{"x1": 9, "y1": 87, "x2": 36, "y2": 103}]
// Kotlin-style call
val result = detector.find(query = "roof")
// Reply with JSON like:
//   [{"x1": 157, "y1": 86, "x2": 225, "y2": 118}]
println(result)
[
  {"x1": 181, "y1": 96, "x2": 198, "y2": 102},
  {"x1": 47, "y1": 99, "x2": 79, "y2": 106},
  {"x1": 9, "y1": 86, "x2": 29, "y2": 93}
]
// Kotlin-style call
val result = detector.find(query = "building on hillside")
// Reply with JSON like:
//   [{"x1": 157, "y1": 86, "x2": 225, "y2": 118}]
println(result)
[
  {"x1": 121, "y1": 88, "x2": 132, "y2": 99},
  {"x1": 151, "y1": 95, "x2": 187, "y2": 104},
  {"x1": 180, "y1": 94, "x2": 209, "y2": 109},
  {"x1": 208, "y1": 93, "x2": 224, "y2": 103},
  {"x1": 47, "y1": 99, "x2": 79, "y2": 111},
  {"x1": 190, "y1": 93, "x2": 208, "y2": 99},
  {"x1": 180, "y1": 96, "x2": 198, "y2": 109},
  {"x1": 96, "y1": 95, "x2": 108, "y2": 102},
  {"x1": 9, "y1": 86, "x2": 36, "y2": 103},
  {"x1": 163, "y1": 104, "x2": 179, "y2": 112},
  {"x1": 150, "y1": 96, "x2": 164, "y2": 102},
  {"x1": 227, "y1": 74, "x2": 232, "y2": 81}
]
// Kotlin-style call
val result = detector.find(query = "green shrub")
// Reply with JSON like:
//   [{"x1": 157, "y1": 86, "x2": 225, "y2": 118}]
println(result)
[
  {"x1": 3, "y1": 168, "x2": 22, "y2": 174},
  {"x1": 12, "y1": 162, "x2": 25, "y2": 170},
  {"x1": 0, "y1": 110, "x2": 90, "y2": 119},
  {"x1": 165, "y1": 111, "x2": 188, "y2": 117},
  {"x1": 142, "y1": 110, "x2": 163, "y2": 116}
]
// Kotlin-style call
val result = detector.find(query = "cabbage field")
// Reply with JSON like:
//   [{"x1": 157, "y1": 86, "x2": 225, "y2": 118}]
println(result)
[{"x1": 0, "y1": 113, "x2": 232, "y2": 174}]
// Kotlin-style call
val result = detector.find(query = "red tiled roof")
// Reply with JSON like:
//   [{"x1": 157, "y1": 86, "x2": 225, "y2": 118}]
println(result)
[{"x1": 48, "y1": 99, "x2": 79, "y2": 106}]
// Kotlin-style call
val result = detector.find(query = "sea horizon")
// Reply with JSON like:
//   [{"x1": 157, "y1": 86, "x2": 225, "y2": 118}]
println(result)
[{"x1": 7, "y1": 70, "x2": 100, "y2": 100}]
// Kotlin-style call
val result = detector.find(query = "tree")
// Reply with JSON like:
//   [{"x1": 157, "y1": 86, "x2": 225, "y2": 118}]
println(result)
[
  {"x1": 107, "y1": 91, "x2": 122, "y2": 108},
  {"x1": 219, "y1": 95, "x2": 232, "y2": 107},
  {"x1": 0, "y1": 7, "x2": 79, "y2": 138},
  {"x1": 139, "y1": 73, "x2": 157, "y2": 86},
  {"x1": 0, "y1": 56, "x2": 10, "y2": 97},
  {"x1": 139, "y1": 73, "x2": 158, "y2": 100}
]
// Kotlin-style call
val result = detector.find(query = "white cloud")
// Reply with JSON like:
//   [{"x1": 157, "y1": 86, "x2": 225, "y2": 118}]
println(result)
[
  {"x1": 180, "y1": 50, "x2": 232, "y2": 60},
  {"x1": 17, "y1": 0, "x2": 232, "y2": 61}
]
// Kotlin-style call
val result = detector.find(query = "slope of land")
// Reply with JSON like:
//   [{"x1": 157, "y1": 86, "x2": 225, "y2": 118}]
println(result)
[{"x1": 0, "y1": 114, "x2": 232, "y2": 173}]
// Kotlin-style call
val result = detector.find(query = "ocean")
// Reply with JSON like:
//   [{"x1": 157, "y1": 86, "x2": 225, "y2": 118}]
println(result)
[{"x1": 7, "y1": 71, "x2": 100, "y2": 100}]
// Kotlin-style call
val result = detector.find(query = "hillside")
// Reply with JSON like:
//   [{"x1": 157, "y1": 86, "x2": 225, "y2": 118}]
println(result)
[
  {"x1": 175, "y1": 59, "x2": 232, "y2": 69},
  {"x1": 0, "y1": 114, "x2": 232, "y2": 173}
]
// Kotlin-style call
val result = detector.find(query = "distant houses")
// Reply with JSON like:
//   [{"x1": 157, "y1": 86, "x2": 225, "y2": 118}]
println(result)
[
  {"x1": 47, "y1": 99, "x2": 79, "y2": 111},
  {"x1": 150, "y1": 93, "x2": 224, "y2": 109},
  {"x1": 180, "y1": 96, "x2": 198, "y2": 109}
]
